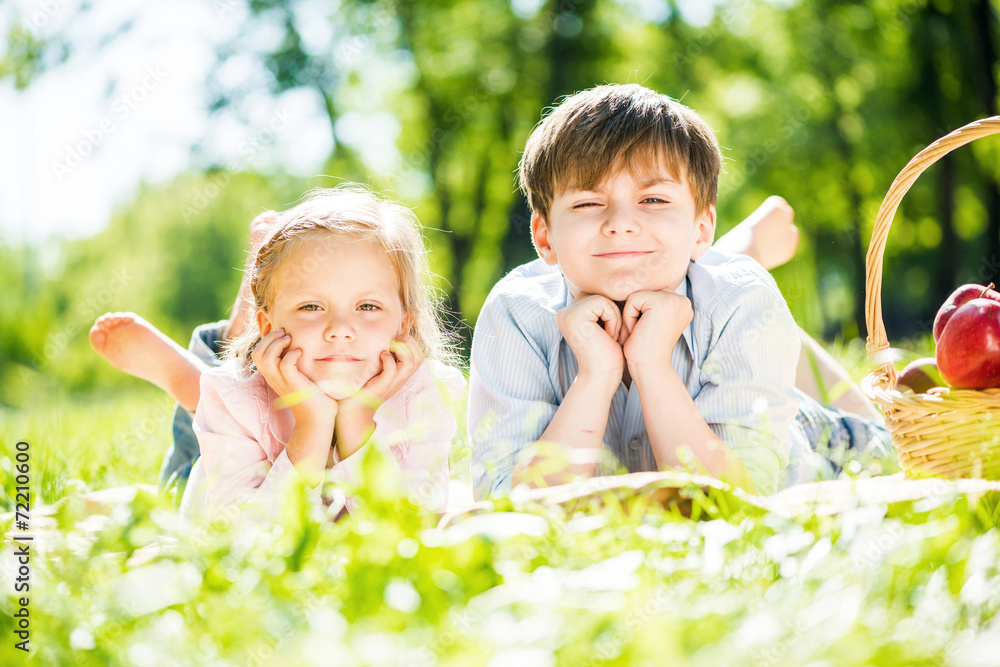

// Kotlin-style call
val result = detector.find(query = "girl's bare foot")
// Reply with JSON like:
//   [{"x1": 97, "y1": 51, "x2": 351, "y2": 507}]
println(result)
[
  {"x1": 715, "y1": 196, "x2": 800, "y2": 270},
  {"x1": 89, "y1": 312, "x2": 208, "y2": 411}
]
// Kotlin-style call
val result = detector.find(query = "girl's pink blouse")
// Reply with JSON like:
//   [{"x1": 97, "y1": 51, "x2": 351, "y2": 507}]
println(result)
[{"x1": 180, "y1": 358, "x2": 466, "y2": 519}]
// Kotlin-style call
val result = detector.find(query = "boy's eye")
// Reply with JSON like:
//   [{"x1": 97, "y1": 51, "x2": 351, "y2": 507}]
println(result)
[
  {"x1": 642, "y1": 197, "x2": 669, "y2": 204},
  {"x1": 358, "y1": 303, "x2": 380, "y2": 311},
  {"x1": 573, "y1": 202, "x2": 601, "y2": 209},
  {"x1": 299, "y1": 304, "x2": 321, "y2": 311}
]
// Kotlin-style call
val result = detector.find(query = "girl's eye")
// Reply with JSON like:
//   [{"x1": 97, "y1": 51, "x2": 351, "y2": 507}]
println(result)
[
  {"x1": 358, "y1": 303, "x2": 380, "y2": 312},
  {"x1": 299, "y1": 304, "x2": 321, "y2": 311}
]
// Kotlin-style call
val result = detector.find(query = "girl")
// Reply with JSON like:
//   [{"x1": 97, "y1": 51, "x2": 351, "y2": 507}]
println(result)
[{"x1": 178, "y1": 186, "x2": 465, "y2": 518}]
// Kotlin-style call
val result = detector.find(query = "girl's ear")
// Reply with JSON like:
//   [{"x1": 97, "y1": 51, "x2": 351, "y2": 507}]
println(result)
[
  {"x1": 399, "y1": 311, "x2": 415, "y2": 336},
  {"x1": 690, "y1": 204, "x2": 717, "y2": 261},
  {"x1": 256, "y1": 309, "x2": 273, "y2": 337}
]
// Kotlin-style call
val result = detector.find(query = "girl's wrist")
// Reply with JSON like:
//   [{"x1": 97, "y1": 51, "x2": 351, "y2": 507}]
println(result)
[
  {"x1": 335, "y1": 406, "x2": 376, "y2": 437},
  {"x1": 290, "y1": 402, "x2": 338, "y2": 429},
  {"x1": 334, "y1": 401, "x2": 378, "y2": 457}
]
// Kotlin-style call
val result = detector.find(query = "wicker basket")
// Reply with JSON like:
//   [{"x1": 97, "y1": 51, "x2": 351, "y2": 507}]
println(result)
[{"x1": 863, "y1": 116, "x2": 1000, "y2": 480}]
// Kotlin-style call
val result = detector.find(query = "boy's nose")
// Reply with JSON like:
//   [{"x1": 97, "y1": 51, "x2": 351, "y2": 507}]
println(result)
[{"x1": 603, "y1": 207, "x2": 639, "y2": 235}]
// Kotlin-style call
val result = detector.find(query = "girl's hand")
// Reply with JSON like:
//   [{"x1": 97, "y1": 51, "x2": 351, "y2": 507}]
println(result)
[
  {"x1": 333, "y1": 335, "x2": 425, "y2": 461},
  {"x1": 339, "y1": 334, "x2": 425, "y2": 416},
  {"x1": 252, "y1": 329, "x2": 338, "y2": 424}
]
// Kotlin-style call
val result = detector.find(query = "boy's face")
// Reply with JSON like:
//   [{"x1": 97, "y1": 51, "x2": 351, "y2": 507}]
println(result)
[{"x1": 531, "y1": 166, "x2": 716, "y2": 302}]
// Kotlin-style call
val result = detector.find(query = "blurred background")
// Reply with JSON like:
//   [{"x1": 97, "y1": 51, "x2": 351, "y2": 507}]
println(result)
[{"x1": 2, "y1": 0, "x2": 1000, "y2": 412}]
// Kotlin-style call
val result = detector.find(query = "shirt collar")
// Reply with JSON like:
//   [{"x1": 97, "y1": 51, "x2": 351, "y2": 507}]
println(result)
[{"x1": 676, "y1": 268, "x2": 695, "y2": 356}]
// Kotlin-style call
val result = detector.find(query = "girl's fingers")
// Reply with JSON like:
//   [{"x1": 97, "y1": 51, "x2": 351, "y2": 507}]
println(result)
[
  {"x1": 278, "y1": 347, "x2": 302, "y2": 378},
  {"x1": 253, "y1": 332, "x2": 291, "y2": 379},
  {"x1": 252, "y1": 330, "x2": 286, "y2": 360},
  {"x1": 380, "y1": 349, "x2": 399, "y2": 381},
  {"x1": 390, "y1": 334, "x2": 425, "y2": 367},
  {"x1": 263, "y1": 334, "x2": 291, "y2": 363}
]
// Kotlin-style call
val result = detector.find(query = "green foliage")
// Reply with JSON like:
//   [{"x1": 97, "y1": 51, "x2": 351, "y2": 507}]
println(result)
[
  {"x1": 3, "y1": 453, "x2": 1000, "y2": 666},
  {"x1": 0, "y1": 388, "x2": 171, "y2": 508},
  {"x1": 1, "y1": 346, "x2": 997, "y2": 665},
  {"x1": 0, "y1": 171, "x2": 305, "y2": 401}
]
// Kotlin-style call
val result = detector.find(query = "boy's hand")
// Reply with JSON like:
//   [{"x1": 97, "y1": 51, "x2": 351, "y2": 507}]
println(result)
[
  {"x1": 619, "y1": 291, "x2": 693, "y2": 374},
  {"x1": 252, "y1": 329, "x2": 338, "y2": 423},
  {"x1": 557, "y1": 293, "x2": 625, "y2": 384}
]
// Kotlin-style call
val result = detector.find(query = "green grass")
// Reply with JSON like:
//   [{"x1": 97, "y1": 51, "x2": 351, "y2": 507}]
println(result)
[
  {"x1": 2, "y1": 387, "x2": 171, "y2": 508},
  {"x1": 3, "y1": 338, "x2": 1000, "y2": 666}
]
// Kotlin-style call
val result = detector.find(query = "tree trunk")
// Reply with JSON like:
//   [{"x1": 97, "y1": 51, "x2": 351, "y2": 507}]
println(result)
[
  {"x1": 937, "y1": 156, "x2": 958, "y2": 304},
  {"x1": 971, "y1": 0, "x2": 1000, "y2": 273}
]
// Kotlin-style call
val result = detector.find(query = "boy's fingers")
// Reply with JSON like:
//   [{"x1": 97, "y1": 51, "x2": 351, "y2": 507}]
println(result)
[
  {"x1": 596, "y1": 298, "x2": 621, "y2": 340},
  {"x1": 621, "y1": 292, "x2": 653, "y2": 330}
]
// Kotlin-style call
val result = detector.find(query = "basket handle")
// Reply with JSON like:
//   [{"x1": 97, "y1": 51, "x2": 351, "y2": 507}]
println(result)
[{"x1": 866, "y1": 116, "x2": 1000, "y2": 388}]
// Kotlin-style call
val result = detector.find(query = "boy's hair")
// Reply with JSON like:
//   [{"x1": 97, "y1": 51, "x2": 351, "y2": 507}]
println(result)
[
  {"x1": 227, "y1": 184, "x2": 457, "y2": 370},
  {"x1": 518, "y1": 84, "x2": 722, "y2": 221}
]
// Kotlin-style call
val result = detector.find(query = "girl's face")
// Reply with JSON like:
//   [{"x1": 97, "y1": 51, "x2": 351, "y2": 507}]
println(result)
[{"x1": 257, "y1": 235, "x2": 409, "y2": 400}]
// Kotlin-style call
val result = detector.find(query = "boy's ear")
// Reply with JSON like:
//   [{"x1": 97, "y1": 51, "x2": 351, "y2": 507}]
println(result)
[
  {"x1": 690, "y1": 204, "x2": 717, "y2": 261},
  {"x1": 531, "y1": 211, "x2": 559, "y2": 266},
  {"x1": 256, "y1": 309, "x2": 273, "y2": 337}
]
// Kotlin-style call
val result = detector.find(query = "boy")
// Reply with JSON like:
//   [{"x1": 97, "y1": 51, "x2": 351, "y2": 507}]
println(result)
[{"x1": 469, "y1": 84, "x2": 890, "y2": 499}]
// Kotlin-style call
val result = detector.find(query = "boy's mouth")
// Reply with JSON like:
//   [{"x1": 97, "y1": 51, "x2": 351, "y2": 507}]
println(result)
[
  {"x1": 317, "y1": 354, "x2": 362, "y2": 362},
  {"x1": 594, "y1": 250, "x2": 653, "y2": 259}
]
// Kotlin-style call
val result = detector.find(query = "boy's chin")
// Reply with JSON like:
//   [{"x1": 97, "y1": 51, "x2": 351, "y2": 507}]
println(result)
[
  {"x1": 569, "y1": 272, "x2": 683, "y2": 302},
  {"x1": 578, "y1": 282, "x2": 677, "y2": 303}
]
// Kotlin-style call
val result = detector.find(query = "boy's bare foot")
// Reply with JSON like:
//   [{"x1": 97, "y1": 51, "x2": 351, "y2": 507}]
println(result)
[
  {"x1": 226, "y1": 210, "x2": 280, "y2": 341},
  {"x1": 89, "y1": 312, "x2": 208, "y2": 412},
  {"x1": 715, "y1": 196, "x2": 800, "y2": 270}
]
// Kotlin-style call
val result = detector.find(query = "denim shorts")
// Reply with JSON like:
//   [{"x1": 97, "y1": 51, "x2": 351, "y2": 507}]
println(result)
[
  {"x1": 158, "y1": 320, "x2": 229, "y2": 492},
  {"x1": 788, "y1": 390, "x2": 897, "y2": 484}
]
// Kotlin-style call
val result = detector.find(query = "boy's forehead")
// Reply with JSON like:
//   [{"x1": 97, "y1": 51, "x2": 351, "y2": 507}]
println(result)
[{"x1": 557, "y1": 156, "x2": 688, "y2": 195}]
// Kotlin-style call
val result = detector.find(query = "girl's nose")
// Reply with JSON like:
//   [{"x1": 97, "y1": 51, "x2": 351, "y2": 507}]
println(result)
[{"x1": 324, "y1": 313, "x2": 355, "y2": 340}]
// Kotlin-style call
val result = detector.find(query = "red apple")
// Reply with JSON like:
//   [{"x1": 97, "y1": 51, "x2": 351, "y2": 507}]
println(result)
[
  {"x1": 935, "y1": 298, "x2": 1000, "y2": 388},
  {"x1": 896, "y1": 357, "x2": 947, "y2": 393},
  {"x1": 934, "y1": 283, "x2": 1000, "y2": 342}
]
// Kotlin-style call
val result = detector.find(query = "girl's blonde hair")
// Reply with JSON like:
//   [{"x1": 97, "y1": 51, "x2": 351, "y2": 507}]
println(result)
[{"x1": 227, "y1": 184, "x2": 456, "y2": 371}]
